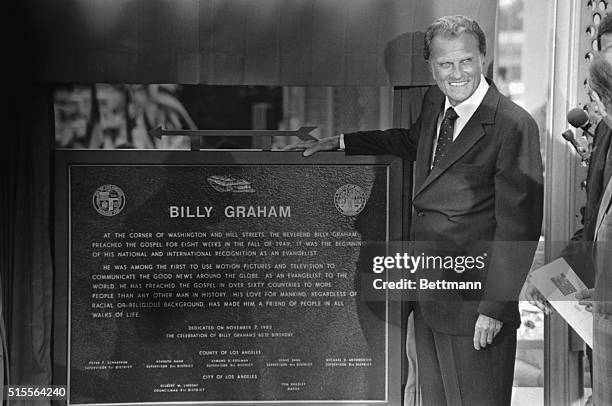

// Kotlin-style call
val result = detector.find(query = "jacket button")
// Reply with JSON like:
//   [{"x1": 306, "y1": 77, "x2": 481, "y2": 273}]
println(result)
[{"x1": 416, "y1": 210, "x2": 425, "y2": 217}]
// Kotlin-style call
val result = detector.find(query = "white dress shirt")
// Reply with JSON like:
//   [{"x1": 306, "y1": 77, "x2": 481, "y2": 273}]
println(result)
[{"x1": 431, "y1": 75, "x2": 489, "y2": 164}]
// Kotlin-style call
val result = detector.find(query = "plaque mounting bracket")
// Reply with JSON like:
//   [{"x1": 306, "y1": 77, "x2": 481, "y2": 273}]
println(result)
[{"x1": 149, "y1": 126, "x2": 318, "y2": 151}]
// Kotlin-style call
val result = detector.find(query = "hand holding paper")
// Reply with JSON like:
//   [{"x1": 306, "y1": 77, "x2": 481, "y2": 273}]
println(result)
[
  {"x1": 575, "y1": 288, "x2": 595, "y2": 313},
  {"x1": 529, "y1": 258, "x2": 593, "y2": 347}
]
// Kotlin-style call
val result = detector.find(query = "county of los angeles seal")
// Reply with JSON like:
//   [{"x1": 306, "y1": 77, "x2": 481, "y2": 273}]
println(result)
[
  {"x1": 334, "y1": 184, "x2": 367, "y2": 216},
  {"x1": 93, "y1": 184, "x2": 126, "y2": 216}
]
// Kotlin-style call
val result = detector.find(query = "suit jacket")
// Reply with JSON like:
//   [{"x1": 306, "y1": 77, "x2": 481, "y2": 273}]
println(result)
[
  {"x1": 345, "y1": 81, "x2": 544, "y2": 335},
  {"x1": 594, "y1": 175, "x2": 612, "y2": 313},
  {"x1": 593, "y1": 175, "x2": 612, "y2": 405},
  {"x1": 562, "y1": 117, "x2": 612, "y2": 287}
]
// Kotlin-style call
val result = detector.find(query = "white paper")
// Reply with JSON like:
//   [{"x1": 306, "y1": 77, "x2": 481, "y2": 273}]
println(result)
[{"x1": 529, "y1": 258, "x2": 593, "y2": 347}]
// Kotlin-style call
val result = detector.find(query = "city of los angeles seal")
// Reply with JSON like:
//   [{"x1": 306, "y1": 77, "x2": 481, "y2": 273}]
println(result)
[
  {"x1": 334, "y1": 184, "x2": 367, "y2": 216},
  {"x1": 92, "y1": 184, "x2": 126, "y2": 216}
]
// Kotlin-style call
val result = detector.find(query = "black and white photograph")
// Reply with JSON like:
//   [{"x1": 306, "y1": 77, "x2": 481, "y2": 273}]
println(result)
[{"x1": 2, "y1": 1, "x2": 612, "y2": 405}]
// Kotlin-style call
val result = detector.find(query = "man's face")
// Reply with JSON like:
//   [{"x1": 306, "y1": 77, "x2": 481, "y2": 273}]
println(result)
[
  {"x1": 429, "y1": 33, "x2": 485, "y2": 106},
  {"x1": 600, "y1": 33, "x2": 612, "y2": 64}
]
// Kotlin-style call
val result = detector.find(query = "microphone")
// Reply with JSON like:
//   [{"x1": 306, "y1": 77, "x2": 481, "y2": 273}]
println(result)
[
  {"x1": 567, "y1": 108, "x2": 595, "y2": 138},
  {"x1": 562, "y1": 129, "x2": 589, "y2": 161}
]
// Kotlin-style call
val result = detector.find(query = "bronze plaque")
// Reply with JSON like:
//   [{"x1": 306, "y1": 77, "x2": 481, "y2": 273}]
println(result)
[{"x1": 54, "y1": 150, "x2": 403, "y2": 405}]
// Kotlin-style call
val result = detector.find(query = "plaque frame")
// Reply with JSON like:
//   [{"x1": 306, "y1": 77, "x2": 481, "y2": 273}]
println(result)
[{"x1": 53, "y1": 149, "x2": 405, "y2": 406}]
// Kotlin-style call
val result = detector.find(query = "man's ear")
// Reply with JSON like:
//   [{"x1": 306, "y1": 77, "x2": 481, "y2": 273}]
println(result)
[{"x1": 428, "y1": 61, "x2": 436, "y2": 80}]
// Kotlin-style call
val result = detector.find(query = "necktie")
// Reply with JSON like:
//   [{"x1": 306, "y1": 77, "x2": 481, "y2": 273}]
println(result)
[{"x1": 432, "y1": 107, "x2": 459, "y2": 168}]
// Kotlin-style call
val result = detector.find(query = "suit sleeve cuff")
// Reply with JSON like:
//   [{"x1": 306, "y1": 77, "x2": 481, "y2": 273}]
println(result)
[{"x1": 477, "y1": 301, "x2": 512, "y2": 323}]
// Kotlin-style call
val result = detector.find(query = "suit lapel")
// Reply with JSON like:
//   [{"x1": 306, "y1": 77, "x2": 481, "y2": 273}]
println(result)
[
  {"x1": 414, "y1": 83, "x2": 500, "y2": 198},
  {"x1": 414, "y1": 89, "x2": 444, "y2": 192},
  {"x1": 595, "y1": 178, "x2": 612, "y2": 240}
]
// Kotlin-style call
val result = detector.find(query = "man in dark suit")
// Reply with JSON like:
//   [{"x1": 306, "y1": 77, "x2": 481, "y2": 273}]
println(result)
[{"x1": 287, "y1": 15, "x2": 543, "y2": 405}]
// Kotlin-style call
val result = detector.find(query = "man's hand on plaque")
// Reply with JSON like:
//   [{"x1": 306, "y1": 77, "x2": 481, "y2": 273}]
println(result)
[
  {"x1": 473, "y1": 314, "x2": 503, "y2": 350},
  {"x1": 283, "y1": 135, "x2": 341, "y2": 157}
]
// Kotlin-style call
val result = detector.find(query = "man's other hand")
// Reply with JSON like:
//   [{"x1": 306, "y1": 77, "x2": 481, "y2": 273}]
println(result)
[
  {"x1": 282, "y1": 136, "x2": 340, "y2": 157},
  {"x1": 473, "y1": 314, "x2": 503, "y2": 350},
  {"x1": 520, "y1": 276, "x2": 552, "y2": 315}
]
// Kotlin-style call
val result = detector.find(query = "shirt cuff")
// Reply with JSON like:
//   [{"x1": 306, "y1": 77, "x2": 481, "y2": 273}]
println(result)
[{"x1": 339, "y1": 133, "x2": 346, "y2": 150}]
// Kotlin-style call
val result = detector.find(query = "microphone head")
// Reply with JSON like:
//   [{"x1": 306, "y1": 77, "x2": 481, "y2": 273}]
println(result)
[{"x1": 567, "y1": 108, "x2": 590, "y2": 128}]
